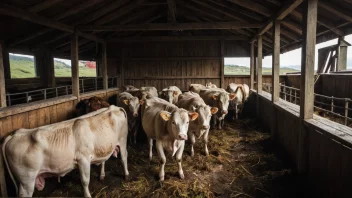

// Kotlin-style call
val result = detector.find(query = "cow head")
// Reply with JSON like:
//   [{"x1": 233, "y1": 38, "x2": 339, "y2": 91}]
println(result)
[
  {"x1": 191, "y1": 105, "x2": 218, "y2": 137},
  {"x1": 165, "y1": 90, "x2": 179, "y2": 104},
  {"x1": 123, "y1": 96, "x2": 144, "y2": 117},
  {"x1": 211, "y1": 92, "x2": 235, "y2": 119},
  {"x1": 160, "y1": 109, "x2": 198, "y2": 140}
]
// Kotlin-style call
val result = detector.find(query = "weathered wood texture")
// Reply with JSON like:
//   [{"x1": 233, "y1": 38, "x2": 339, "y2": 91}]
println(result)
[
  {"x1": 0, "y1": 43, "x2": 6, "y2": 107},
  {"x1": 255, "y1": 91, "x2": 352, "y2": 197},
  {"x1": 107, "y1": 40, "x2": 250, "y2": 91},
  {"x1": 319, "y1": 74, "x2": 352, "y2": 100}
]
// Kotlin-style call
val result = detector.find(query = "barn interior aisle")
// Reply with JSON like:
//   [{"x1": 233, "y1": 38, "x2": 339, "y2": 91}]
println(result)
[{"x1": 32, "y1": 118, "x2": 311, "y2": 198}]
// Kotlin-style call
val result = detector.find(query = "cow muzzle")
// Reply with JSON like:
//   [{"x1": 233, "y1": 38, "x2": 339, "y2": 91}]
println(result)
[
  {"x1": 178, "y1": 134, "x2": 188, "y2": 140},
  {"x1": 202, "y1": 125, "x2": 209, "y2": 130},
  {"x1": 133, "y1": 113, "x2": 138, "y2": 117},
  {"x1": 221, "y1": 110, "x2": 228, "y2": 115}
]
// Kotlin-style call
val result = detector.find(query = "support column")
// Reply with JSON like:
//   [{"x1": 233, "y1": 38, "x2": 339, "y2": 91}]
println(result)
[
  {"x1": 257, "y1": 35, "x2": 263, "y2": 94},
  {"x1": 1, "y1": 43, "x2": 10, "y2": 79},
  {"x1": 250, "y1": 41, "x2": 255, "y2": 90},
  {"x1": 272, "y1": 20, "x2": 281, "y2": 102},
  {"x1": 337, "y1": 38, "x2": 348, "y2": 71},
  {"x1": 0, "y1": 43, "x2": 6, "y2": 107},
  {"x1": 35, "y1": 47, "x2": 55, "y2": 87},
  {"x1": 102, "y1": 42, "x2": 108, "y2": 90},
  {"x1": 71, "y1": 33, "x2": 79, "y2": 100},
  {"x1": 220, "y1": 40, "x2": 225, "y2": 88},
  {"x1": 298, "y1": 0, "x2": 318, "y2": 173}
]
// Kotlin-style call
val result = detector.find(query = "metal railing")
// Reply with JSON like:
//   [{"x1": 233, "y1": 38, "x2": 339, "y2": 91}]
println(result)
[
  {"x1": 264, "y1": 83, "x2": 352, "y2": 126},
  {"x1": 5, "y1": 77, "x2": 119, "y2": 107}
]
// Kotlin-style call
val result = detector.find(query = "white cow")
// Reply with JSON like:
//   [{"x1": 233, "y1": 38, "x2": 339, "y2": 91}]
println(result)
[
  {"x1": 141, "y1": 97, "x2": 198, "y2": 181},
  {"x1": 227, "y1": 83, "x2": 250, "y2": 120},
  {"x1": 177, "y1": 92, "x2": 218, "y2": 156},
  {"x1": 159, "y1": 86, "x2": 182, "y2": 104},
  {"x1": 2, "y1": 106, "x2": 129, "y2": 197}
]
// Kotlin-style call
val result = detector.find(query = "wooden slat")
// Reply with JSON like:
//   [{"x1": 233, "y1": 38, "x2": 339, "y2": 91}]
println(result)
[
  {"x1": 319, "y1": 2, "x2": 352, "y2": 22},
  {"x1": 28, "y1": 0, "x2": 63, "y2": 13},
  {"x1": 71, "y1": 33, "x2": 80, "y2": 100},
  {"x1": 79, "y1": 22, "x2": 263, "y2": 31},
  {"x1": 226, "y1": 0, "x2": 271, "y2": 16},
  {"x1": 102, "y1": 43, "x2": 108, "y2": 90},
  {"x1": 54, "y1": 0, "x2": 102, "y2": 21},
  {"x1": 220, "y1": 40, "x2": 224, "y2": 88},
  {"x1": 123, "y1": 57, "x2": 221, "y2": 60},
  {"x1": 167, "y1": 0, "x2": 177, "y2": 23},
  {"x1": 250, "y1": 41, "x2": 255, "y2": 89},
  {"x1": 272, "y1": 20, "x2": 280, "y2": 102},
  {"x1": 257, "y1": 35, "x2": 263, "y2": 93},
  {"x1": 109, "y1": 35, "x2": 249, "y2": 42},
  {"x1": 0, "y1": 44, "x2": 6, "y2": 107}
]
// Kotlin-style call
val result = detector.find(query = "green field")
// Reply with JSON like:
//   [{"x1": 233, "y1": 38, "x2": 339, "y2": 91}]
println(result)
[
  {"x1": 9, "y1": 54, "x2": 96, "y2": 78},
  {"x1": 224, "y1": 65, "x2": 299, "y2": 75}
]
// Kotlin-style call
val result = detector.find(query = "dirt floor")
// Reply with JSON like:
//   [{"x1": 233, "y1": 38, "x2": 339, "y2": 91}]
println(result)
[{"x1": 31, "y1": 119, "x2": 313, "y2": 198}]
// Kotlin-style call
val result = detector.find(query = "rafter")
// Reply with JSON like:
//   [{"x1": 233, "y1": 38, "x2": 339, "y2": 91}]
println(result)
[
  {"x1": 319, "y1": 1, "x2": 352, "y2": 22},
  {"x1": 167, "y1": 0, "x2": 177, "y2": 23},
  {"x1": 28, "y1": 0, "x2": 63, "y2": 13},
  {"x1": 226, "y1": 0, "x2": 271, "y2": 16},
  {"x1": 79, "y1": 22, "x2": 262, "y2": 31},
  {"x1": 108, "y1": 35, "x2": 249, "y2": 42}
]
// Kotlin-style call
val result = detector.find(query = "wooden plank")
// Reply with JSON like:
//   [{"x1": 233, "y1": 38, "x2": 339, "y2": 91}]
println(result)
[
  {"x1": 123, "y1": 57, "x2": 221, "y2": 60},
  {"x1": 0, "y1": 43, "x2": 6, "y2": 107},
  {"x1": 272, "y1": 20, "x2": 280, "y2": 102},
  {"x1": 12, "y1": 112, "x2": 29, "y2": 131},
  {"x1": 319, "y1": 2, "x2": 352, "y2": 22},
  {"x1": 102, "y1": 42, "x2": 108, "y2": 90},
  {"x1": 257, "y1": 35, "x2": 263, "y2": 93},
  {"x1": 250, "y1": 41, "x2": 255, "y2": 89},
  {"x1": 109, "y1": 35, "x2": 249, "y2": 42},
  {"x1": 0, "y1": 130, "x2": 7, "y2": 197},
  {"x1": 28, "y1": 0, "x2": 63, "y2": 13},
  {"x1": 298, "y1": 0, "x2": 318, "y2": 174},
  {"x1": 167, "y1": 0, "x2": 177, "y2": 23},
  {"x1": 28, "y1": 110, "x2": 38, "y2": 128},
  {"x1": 220, "y1": 40, "x2": 224, "y2": 88},
  {"x1": 0, "y1": 117, "x2": 13, "y2": 138},
  {"x1": 71, "y1": 33, "x2": 79, "y2": 100},
  {"x1": 78, "y1": 22, "x2": 263, "y2": 31},
  {"x1": 49, "y1": 105, "x2": 58, "y2": 124},
  {"x1": 38, "y1": 107, "x2": 51, "y2": 126},
  {"x1": 124, "y1": 76, "x2": 220, "y2": 80}
]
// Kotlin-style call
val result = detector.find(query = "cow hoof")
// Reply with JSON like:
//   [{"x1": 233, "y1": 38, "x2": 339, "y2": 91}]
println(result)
[
  {"x1": 159, "y1": 176, "x2": 165, "y2": 181},
  {"x1": 205, "y1": 152, "x2": 209, "y2": 157},
  {"x1": 100, "y1": 175, "x2": 105, "y2": 181},
  {"x1": 191, "y1": 152, "x2": 194, "y2": 157},
  {"x1": 149, "y1": 156, "x2": 153, "y2": 161},
  {"x1": 179, "y1": 173, "x2": 185, "y2": 180}
]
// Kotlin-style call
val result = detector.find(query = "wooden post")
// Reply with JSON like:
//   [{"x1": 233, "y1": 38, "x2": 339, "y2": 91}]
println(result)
[
  {"x1": 272, "y1": 20, "x2": 280, "y2": 102},
  {"x1": 257, "y1": 35, "x2": 263, "y2": 94},
  {"x1": 1, "y1": 43, "x2": 10, "y2": 79},
  {"x1": 102, "y1": 42, "x2": 108, "y2": 90},
  {"x1": 298, "y1": 0, "x2": 318, "y2": 174},
  {"x1": 220, "y1": 40, "x2": 225, "y2": 88},
  {"x1": 71, "y1": 33, "x2": 79, "y2": 100},
  {"x1": 337, "y1": 38, "x2": 348, "y2": 71},
  {"x1": 35, "y1": 48, "x2": 56, "y2": 87},
  {"x1": 250, "y1": 41, "x2": 255, "y2": 90},
  {"x1": 0, "y1": 43, "x2": 6, "y2": 107}
]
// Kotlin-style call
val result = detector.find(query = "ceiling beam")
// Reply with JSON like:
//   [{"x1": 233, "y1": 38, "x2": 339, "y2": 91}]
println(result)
[
  {"x1": 79, "y1": 22, "x2": 262, "y2": 31},
  {"x1": 28, "y1": 0, "x2": 63, "y2": 13},
  {"x1": 319, "y1": 1, "x2": 352, "y2": 22},
  {"x1": 226, "y1": 0, "x2": 271, "y2": 16},
  {"x1": 252, "y1": 0, "x2": 303, "y2": 41},
  {"x1": 167, "y1": 0, "x2": 177, "y2": 23},
  {"x1": 0, "y1": 2, "x2": 104, "y2": 43},
  {"x1": 108, "y1": 35, "x2": 250, "y2": 42}
]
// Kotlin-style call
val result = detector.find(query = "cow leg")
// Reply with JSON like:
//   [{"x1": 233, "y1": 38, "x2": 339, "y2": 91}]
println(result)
[
  {"x1": 156, "y1": 141, "x2": 166, "y2": 181},
  {"x1": 235, "y1": 105, "x2": 239, "y2": 120},
  {"x1": 18, "y1": 178, "x2": 36, "y2": 197},
  {"x1": 218, "y1": 119, "x2": 222, "y2": 130},
  {"x1": 100, "y1": 162, "x2": 105, "y2": 181},
  {"x1": 203, "y1": 130, "x2": 210, "y2": 156},
  {"x1": 148, "y1": 137, "x2": 153, "y2": 161},
  {"x1": 175, "y1": 141, "x2": 185, "y2": 179},
  {"x1": 211, "y1": 115, "x2": 216, "y2": 129},
  {"x1": 119, "y1": 144, "x2": 130, "y2": 180},
  {"x1": 77, "y1": 158, "x2": 91, "y2": 197},
  {"x1": 190, "y1": 132, "x2": 196, "y2": 157}
]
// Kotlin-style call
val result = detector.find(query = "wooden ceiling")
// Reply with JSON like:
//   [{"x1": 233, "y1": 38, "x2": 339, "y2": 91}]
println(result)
[{"x1": 0, "y1": 0, "x2": 351, "y2": 57}]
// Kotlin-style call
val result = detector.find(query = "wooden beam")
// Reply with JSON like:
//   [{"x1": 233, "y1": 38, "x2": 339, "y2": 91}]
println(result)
[
  {"x1": 0, "y1": 3, "x2": 104, "y2": 43},
  {"x1": 167, "y1": 0, "x2": 177, "y2": 23},
  {"x1": 71, "y1": 33, "x2": 79, "y2": 100},
  {"x1": 79, "y1": 22, "x2": 262, "y2": 31},
  {"x1": 257, "y1": 35, "x2": 263, "y2": 94},
  {"x1": 28, "y1": 0, "x2": 63, "y2": 13},
  {"x1": 54, "y1": 0, "x2": 102, "y2": 21},
  {"x1": 220, "y1": 40, "x2": 225, "y2": 88},
  {"x1": 272, "y1": 20, "x2": 280, "y2": 102},
  {"x1": 102, "y1": 43, "x2": 108, "y2": 89},
  {"x1": 0, "y1": 43, "x2": 6, "y2": 108},
  {"x1": 298, "y1": 0, "x2": 318, "y2": 173},
  {"x1": 252, "y1": 0, "x2": 303, "y2": 41},
  {"x1": 226, "y1": 0, "x2": 271, "y2": 16},
  {"x1": 109, "y1": 35, "x2": 249, "y2": 42},
  {"x1": 317, "y1": 17, "x2": 344, "y2": 36},
  {"x1": 250, "y1": 41, "x2": 255, "y2": 90},
  {"x1": 319, "y1": 2, "x2": 352, "y2": 22}
]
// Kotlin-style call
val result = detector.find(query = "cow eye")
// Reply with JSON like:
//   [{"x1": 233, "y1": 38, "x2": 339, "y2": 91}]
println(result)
[
  {"x1": 172, "y1": 121, "x2": 175, "y2": 124},
  {"x1": 187, "y1": 122, "x2": 189, "y2": 124}
]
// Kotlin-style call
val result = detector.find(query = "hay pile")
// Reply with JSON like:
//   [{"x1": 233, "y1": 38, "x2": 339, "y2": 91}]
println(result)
[{"x1": 34, "y1": 119, "x2": 307, "y2": 198}]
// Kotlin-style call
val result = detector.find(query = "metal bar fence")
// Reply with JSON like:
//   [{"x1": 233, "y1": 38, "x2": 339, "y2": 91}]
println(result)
[{"x1": 264, "y1": 83, "x2": 352, "y2": 127}]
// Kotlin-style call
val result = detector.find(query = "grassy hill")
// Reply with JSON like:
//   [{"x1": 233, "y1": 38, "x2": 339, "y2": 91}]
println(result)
[
  {"x1": 225, "y1": 65, "x2": 299, "y2": 75},
  {"x1": 9, "y1": 54, "x2": 96, "y2": 78}
]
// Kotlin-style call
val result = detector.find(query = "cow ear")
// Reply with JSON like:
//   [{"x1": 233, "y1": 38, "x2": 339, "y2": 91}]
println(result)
[
  {"x1": 139, "y1": 100, "x2": 144, "y2": 105},
  {"x1": 160, "y1": 111, "x2": 171, "y2": 121},
  {"x1": 229, "y1": 93, "x2": 236, "y2": 100},
  {"x1": 173, "y1": 91, "x2": 178, "y2": 96},
  {"x1": 212, "y1": 94, "x2": 217, "y2": 100},
  {"x1": 123, "y1": 100, "x2": 129, "y2": 105},
  {"x1": 188, "y1": 112, "x2": 199, "y2": 121},
  {"x1": 210, "y1": 107, "x2": 218, "y2": 114}
]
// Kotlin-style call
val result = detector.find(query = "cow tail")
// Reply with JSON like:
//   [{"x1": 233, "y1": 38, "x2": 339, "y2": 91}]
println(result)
[{"x1": 2, "y1": 135, "x2": 18, "y2": 196}]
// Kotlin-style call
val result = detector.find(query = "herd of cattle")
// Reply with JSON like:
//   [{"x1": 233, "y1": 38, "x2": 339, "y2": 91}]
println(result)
[{"x1": 2, "y1": 82, "x2": 249, "y2": 197}]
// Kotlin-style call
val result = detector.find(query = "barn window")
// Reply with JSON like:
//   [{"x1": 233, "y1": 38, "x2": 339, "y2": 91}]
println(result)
[
  {"x1": 9, "y1": 53, "x2": 36, "y2": 78},
  {"x1": 54, "y1": 58, "x2": 97, "y2": 77},
  {"x1": 224, "y1": 57, "x2": 250, "y2": 75}
]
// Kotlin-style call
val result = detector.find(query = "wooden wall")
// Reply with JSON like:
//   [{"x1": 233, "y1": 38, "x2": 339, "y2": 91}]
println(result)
[
  {"x1": 319, "y1": 74, "x2": 352, "y2": 99},
  {"x1": 107, "y1": 40, "x2": 251, "y2": 91},
  {"x1": 254, "y1": 92, "x2": 352, "y2": 197},
  {"x1": 0, "y1": 89, "x2": 119, "y2": 139}
]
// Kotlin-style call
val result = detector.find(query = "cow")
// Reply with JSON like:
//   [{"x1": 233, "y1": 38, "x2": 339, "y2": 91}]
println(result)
[
  {"x1": 227, "y1": 83, "x2": 250, "y2": 120},
  {"x1": 127, "y1": 86, "x2": 158, "y2": 100},
  {"x1": 205, "y1": 82, "x2": 217, "y2": 88},
  {"x1": 117, "y1": 92, "x2": 144, "y2": 144},
  {"x1": 177, "y1": 92, "x2": 218, "y2": 156},
  {"x1": 141, "y1": 97, "x2": 198, "y2": 181},
  {"x1": 189, "y1": 84, "x2": 206, "y2": 93},
  {"x1": 74, "y1": 96, "x2": 110, "y2": 117},
  {"x1": 2, "y1": 106, "x2": 129, "y2": 197},
  {"x1": 122, "y1": 85, "x2": 139, "y2": 91},
  {"x1": 159, "y1": 86, "x2": 182, "y2": 104},
  {"x1": 199, "y1": 88, "x2": 235, "y2": 130}
]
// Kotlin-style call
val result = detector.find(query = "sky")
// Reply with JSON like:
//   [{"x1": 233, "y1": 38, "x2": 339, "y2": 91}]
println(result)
[{"x1": 225, "y1": 34, "x2": 352, "y2": 70}]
